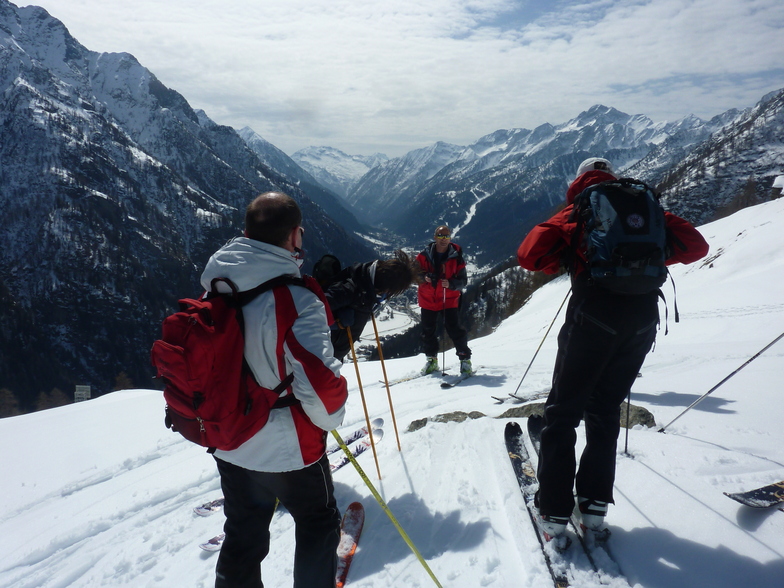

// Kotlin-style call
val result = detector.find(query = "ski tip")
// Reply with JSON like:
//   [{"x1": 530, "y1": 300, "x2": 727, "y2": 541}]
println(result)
[
  {"x1": 199, "y1": 533, "x2": 225, "y2": 552},
  {"x1": 341, "y1": 501, "x2": 365, "y2": 532},
  {"x1": 526, "y1": 415, "x2": 543, "y2": 435},
  {"x1": 505, "y1": 421, "x2": 522, "y2": 435},
  {"x1": 371, "y1": 428, "x2": 384, "y2": 442}
]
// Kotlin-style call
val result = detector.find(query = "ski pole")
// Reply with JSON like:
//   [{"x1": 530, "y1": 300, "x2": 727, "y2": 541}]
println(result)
[
  {"x1": 511, "y1": 287, "x2": 571, "y2": 398},
  {"x1": 371, "y1": 314, "x2": 401, "y2": 451},
  {"x1": 623, "y1": 390, "x2": 632, "y2": 455},
  {"x1": 345, "y1": 326, "x2": 382, "y2": 479},
  {"x1": 331, "y1": 429, "x2": 444, "y2": 588},
  {"x1": 441, "y1": 285, "x2": 447, "y2": 375},
  {"x1": 658, "y1": 330, "x2": 784, "y2": 433}
]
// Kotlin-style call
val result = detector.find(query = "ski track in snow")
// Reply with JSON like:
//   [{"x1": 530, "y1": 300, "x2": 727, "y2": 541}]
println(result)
[{"x1": 451, "y1": 188, "x2": 491, "y2": 237}]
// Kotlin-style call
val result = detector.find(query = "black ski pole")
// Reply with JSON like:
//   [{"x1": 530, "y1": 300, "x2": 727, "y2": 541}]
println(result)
[
  {"x1": 658, "y1": 331, "x2": 784, "y2": 433},
  {"x1": 511, "y1": 288, "x2": 570, "y2": 398},
  {"x1": 624, "y1": 390, "x2": 632, "y2": 455},
  {"x1": 441, "y1": 285, "x2": 447, "y2": 376}
]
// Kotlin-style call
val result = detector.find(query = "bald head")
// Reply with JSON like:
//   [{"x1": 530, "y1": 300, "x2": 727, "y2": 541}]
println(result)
[{"x1": 245, "y1": 192, "x2": 302, "y2": 247}]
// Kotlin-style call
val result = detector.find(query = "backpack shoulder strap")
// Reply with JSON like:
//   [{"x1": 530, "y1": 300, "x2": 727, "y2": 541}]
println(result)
[
  {"x1": 236, "y1": 275, "x2": 306, "y2": 307},
  {"x1": 271, "y1": 373, "x2": 298, "y2": 409}
]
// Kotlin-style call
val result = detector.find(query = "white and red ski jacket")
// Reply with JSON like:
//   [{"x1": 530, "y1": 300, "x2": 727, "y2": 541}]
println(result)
[{"x1": 200, "y1": 237, "x2": 348, "y2": 472}]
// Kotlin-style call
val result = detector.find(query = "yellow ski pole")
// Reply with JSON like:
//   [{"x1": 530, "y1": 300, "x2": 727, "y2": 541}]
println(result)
[
  {"x1": 331, "y1": 429, "x2": 443, "y2": 587},
  {"x1": 371, "y1": 314, "x2": 401, "y2": 451},
  {"x1": 346, "y1": 325, "x2": 382, "y2": 479}
]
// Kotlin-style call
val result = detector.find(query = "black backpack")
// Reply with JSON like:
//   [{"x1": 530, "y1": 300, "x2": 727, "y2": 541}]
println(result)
[
  {"x1": 313, "y1": 254, "x2": 342, "y2": 289},
  {"x1": 570, "y1": 178, "x2": 668, "y2": 295}
]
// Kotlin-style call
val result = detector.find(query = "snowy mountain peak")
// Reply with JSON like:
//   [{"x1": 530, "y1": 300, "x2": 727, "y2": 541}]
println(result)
[
  {"x1": 576, "y1": 104, "x2": 632, "y2": 125},
  {"x1": 0, "y1": 0, "x2": 376, "y2": 404},
  {"x1": 291, "y1": 145, "x2": 388, "y2": 198}
]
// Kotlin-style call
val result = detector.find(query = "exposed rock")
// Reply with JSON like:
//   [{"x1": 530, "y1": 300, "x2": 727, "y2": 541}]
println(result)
[
  {"x1": 409, "y1": 401, "x2": 655, "y2": 432},
  {"x1": 407, "y1": 410, "x2": 486, "y2": 432}
]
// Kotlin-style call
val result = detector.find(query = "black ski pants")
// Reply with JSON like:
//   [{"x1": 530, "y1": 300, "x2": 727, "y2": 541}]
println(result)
[
  {"x1": 536, "y1": 288, "x2": 658, "y2": 519},
  {"x1": 420, "y1": 307, "x2": 471, "y2": 359},
  {"x1": 214, "y1": 454, "x2": 341, "y2": 588}
]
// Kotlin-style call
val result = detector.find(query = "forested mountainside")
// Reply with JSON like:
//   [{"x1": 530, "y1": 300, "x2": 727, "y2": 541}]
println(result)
[{"x1": 0, "y1": 0, "x2": 376, "y2": 409}]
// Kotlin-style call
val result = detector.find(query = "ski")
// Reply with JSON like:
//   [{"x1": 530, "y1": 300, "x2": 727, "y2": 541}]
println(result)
[
  {"x1": 196, "y1": 432, "x2": 378, "y2": 553},
  {"x1": 194, "y1": 497, "x2": 225, "y2": 517},
  {"x1": 493, "y1": 390, "x2": 549, "y2": 404},
  {"x1": 326, "y1": 418, "x2": 384, "y2": 456},
  {"x1": 331, "y1": 428, "x2": 384, "y2": 473},
  {"x1": 724, "y1": 480, "x2": 784, "y2": 508},
  {"x1": 199, "y1": 532, "x2": 225, "y2": 552},
  {"x1": 383, "y1": 371, "x2": 445, "y2": 386},
  {"x1": 440, "y1": 370, "x2": 475, "y2": 389},
  {"x1": 526, "y1": 416, "x2": 628, "y2": 585},
  {"x1": 504, "y1": 421, "x2": 570, "y2": 587},
  {"x1": 194, "y1": 421, "x2": 384, "y2": 518},
  {"x1": 335, "y1": 501, "x2": 365, "y2": 587},
  {"x1": 198, "y1": 500, "x2": 280, "y2": 553}
]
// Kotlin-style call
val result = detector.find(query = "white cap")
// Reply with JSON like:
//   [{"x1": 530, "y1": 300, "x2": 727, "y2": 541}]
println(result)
[{"x1": 575, "y1": 157, "x2": 616, "y2": 179}]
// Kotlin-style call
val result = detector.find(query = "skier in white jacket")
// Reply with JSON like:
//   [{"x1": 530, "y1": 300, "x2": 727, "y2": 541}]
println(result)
[{"x1": 200, "y1": 191, "x2": 348, "y2": 588}]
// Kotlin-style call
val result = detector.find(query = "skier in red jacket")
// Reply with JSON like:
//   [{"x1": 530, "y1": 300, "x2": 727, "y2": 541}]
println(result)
[
  {"x1": 417, "y1": 225, "x2": 472, "y2": 375},
  {"x1": 517, "y1": 158, "x2": 709, "y2": 543}
]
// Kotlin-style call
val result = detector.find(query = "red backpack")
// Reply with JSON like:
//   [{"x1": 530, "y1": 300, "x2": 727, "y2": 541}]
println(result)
[{"x1": 151, "y1": 275, "x2": 303, "y2": 452}]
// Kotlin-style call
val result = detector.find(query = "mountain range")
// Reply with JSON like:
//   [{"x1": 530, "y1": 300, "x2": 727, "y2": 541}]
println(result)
[
  {"x1": 1, "y1": 0, "x2": 782, "y2": 411},
  {"x1": 0, "y1": 0, "x2": 376, "y2": 409},
  {"x1": 326, "y1": 100, "x2": 782, "y2": 268}
]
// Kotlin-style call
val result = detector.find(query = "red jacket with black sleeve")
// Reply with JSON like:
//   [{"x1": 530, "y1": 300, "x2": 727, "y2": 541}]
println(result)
[
  {"x1": 417, "y1": 242, "x2": 468, "y2": 311},
  {"x1": 518, "y1": 172, "x2": 709, "y2": 275}
]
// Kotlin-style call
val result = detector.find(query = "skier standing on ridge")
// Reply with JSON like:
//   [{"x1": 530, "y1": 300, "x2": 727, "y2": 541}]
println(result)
[
  {"x1": 517, "y1": 158, "x2": 709, "y2": 542},
  {"x1": 416, "y1": 225, "x2": 472, "y2": 375},
  {"x1": 200, "y1": 192, "x2": 348, "y2": 588}
]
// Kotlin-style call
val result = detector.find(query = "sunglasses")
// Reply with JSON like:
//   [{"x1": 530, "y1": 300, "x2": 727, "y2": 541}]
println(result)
[{"x1": 435, "y1": 234, "x2": 451, "y2": 239}]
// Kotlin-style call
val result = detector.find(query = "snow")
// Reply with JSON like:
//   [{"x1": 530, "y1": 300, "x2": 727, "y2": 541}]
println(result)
[{"x1": 2, "y1": 200, "x2": 783, "y2": 588}]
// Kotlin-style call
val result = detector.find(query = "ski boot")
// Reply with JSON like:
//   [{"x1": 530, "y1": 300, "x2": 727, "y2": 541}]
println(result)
[{"x1": 421, "y1": 356, "x2": 439, "y2": 375}]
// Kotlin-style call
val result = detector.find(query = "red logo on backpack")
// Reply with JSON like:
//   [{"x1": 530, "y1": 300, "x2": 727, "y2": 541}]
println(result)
[{"x1": 150, "y1": 276, "x2": 299, "y2": 452}]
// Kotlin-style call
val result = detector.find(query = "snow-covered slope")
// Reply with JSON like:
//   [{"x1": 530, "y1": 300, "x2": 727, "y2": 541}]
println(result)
[
  {"x1": 291, "y1": 146, "x2": 388, "y2": 199},
  {"x1": 346, "y1": 141, "x2": 465, "y2": 222},
  {"x1": 1, "y1": 199, "x2": 783, "y2": 587},
  {"x1": 238, "y1": 126, "x2": 367, "y2": 232}
]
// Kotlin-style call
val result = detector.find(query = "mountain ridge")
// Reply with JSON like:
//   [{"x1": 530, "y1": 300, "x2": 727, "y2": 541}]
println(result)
[
  {"x1": 297, "y1": 92, "x2": 782, "y2": 270},
  {"x1": 0, "y1": 0, "x2": 377, "y2": 406}
]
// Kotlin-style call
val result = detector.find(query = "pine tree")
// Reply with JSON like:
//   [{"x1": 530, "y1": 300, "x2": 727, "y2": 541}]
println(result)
[{"x1": 0, "y1": 388, "x2": 21, "y2": 418}]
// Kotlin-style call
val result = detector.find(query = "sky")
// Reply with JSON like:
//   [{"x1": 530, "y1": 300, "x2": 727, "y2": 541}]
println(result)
[{"x1": 30, "y1": 0, "x2": 784, "y2": 158}]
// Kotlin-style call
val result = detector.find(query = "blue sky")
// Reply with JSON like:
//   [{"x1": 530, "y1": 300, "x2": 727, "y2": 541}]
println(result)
[{"x1": 31, "y1": 0, "x2": 784, "y2": 157}]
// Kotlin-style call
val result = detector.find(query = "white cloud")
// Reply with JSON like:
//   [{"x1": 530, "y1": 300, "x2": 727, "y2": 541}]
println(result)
[{"x1": 31, "y1": 0, "x2": 784, "y2": 156}]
